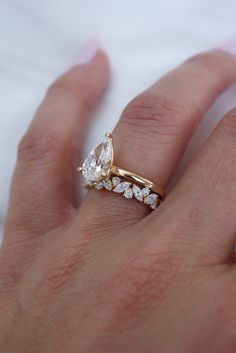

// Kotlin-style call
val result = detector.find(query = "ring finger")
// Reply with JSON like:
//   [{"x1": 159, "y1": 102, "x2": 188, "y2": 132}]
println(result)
[{"x1": 79, "y1": 49, "x2": 236, "y2": 226}]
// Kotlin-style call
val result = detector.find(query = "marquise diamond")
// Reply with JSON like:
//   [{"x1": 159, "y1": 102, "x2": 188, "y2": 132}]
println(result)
[
  {"x1": 133, "y1": 185, "x2": 150, "y2": 201},
  {"x1": 142, "y1": 187, "x2": 150, "y2": 197},
  {"x1": 113, "y1": 182, "x2": 130, "y2": 193},
  {"x1": 124, "y1": 188, "x2": 133, "y2": 199},
  {"x1": 144, "y1": 194, "x2": 158, "y2": 209},
  {"x1": 133, "y1": 185, "x2": 143, "y2": 201}
]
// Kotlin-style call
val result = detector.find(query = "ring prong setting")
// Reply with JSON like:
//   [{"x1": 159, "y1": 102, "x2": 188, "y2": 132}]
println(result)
[{"x1": 105, "y1": 132, "x2": 112, "y2": 139}]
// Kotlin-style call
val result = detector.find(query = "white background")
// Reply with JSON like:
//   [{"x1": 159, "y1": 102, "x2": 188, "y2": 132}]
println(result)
[{"x1": 1, "y1": 0, "x2": 236, "y2": 239}]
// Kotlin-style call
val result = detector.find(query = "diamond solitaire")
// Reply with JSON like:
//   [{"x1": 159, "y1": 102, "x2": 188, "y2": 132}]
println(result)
[
  {"x1": 78, "y1": 133, "x2": 166, "y2": 210},
  {"x1": 79, "y1": 133, "x2": 113, "y2": 184}
]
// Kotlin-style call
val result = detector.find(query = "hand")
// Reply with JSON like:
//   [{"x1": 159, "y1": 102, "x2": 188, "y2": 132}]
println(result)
[{"x1": 1, "y1": 48, "x2": 236, "y2": 353}]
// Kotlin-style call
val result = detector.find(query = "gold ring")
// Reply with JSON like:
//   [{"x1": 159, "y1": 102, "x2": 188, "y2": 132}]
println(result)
[{"x1": 78, "y1": 133, "x2": 166, "y2": 210}]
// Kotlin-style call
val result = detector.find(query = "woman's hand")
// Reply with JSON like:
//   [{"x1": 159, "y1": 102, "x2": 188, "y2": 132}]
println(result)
[{"x1": 1, "y1": 48, "x2": 236, "y2": 353}]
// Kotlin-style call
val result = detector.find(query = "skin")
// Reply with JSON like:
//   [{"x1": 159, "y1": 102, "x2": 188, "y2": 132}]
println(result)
[{"x1": 1, "y1": 49, "x2": 236, "y2": 353}]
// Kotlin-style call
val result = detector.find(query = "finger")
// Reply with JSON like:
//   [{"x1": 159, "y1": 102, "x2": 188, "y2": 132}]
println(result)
[
  {"x1": 4, "y1": 48, "x2": 109, "y2": 239},
  {"x1": 80, "y1": 50, "x2": 236, "y2": 227},
  {"x1": 156, "y1": 107, "x2": 236, "y2": 265}
]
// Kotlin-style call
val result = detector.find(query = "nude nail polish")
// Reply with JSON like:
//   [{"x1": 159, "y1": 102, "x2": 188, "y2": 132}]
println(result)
[
  {"x1": 219, "y1": 38, "x2": 236, "y2": 57},
  {"x1": 76, "y1": 37, "x2": 100, "y2": 65}
]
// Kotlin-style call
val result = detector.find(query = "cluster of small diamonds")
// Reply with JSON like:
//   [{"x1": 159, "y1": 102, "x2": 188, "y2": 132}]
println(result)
[{"x1": 93, "y1": 176, "x2": 159, "y2": 210}]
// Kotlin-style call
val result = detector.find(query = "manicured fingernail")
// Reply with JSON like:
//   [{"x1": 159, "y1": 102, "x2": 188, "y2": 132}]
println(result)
[
  {"x1": 219, "y1": 37, "x2": 236, "y2": 57},
  {"x1": 76, "y1": 37, "x2": 100, "y2": 65}
]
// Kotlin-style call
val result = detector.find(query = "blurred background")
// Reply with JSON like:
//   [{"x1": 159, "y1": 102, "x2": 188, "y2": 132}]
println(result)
[{"x1": 1, "y1": 0, "x2": 236, "y2": 239}]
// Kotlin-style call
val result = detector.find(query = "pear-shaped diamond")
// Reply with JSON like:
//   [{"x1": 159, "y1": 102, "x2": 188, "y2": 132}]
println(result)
[
  {"x1": 95, "y1": 181, "x2": 104, "y2": 190},
  {"x1": 103, "y1": 178, "x2": 113, "y2": 190},
  {"x1": 82, "y1": 137, "x2": 113, "y2": 182},
  {"x1": 112, "y1": 177, "x2": 121, "y2": 187}
]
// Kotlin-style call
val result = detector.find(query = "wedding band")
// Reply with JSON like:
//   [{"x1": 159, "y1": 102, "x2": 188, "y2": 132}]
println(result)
[{"x1": 78, "y1": 133, "x2": 166, "y2": 210}]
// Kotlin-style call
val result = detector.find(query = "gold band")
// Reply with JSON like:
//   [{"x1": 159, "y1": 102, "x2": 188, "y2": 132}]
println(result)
[{"x1": 111, "y1": 165, "x2": 166, "y2": 201}]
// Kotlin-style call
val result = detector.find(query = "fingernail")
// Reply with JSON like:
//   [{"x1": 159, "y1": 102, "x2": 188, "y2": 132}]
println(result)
[
  {"x1": 219, "y1": 37, "x2": 236, "y2": 57},
  {"x1": 76, "y1": 37, "x2": 100, "y2": 66}
]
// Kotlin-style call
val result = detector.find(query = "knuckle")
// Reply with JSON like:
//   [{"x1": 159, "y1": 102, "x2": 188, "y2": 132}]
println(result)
[
  {"x1": 44, "y1": 261, "x2": 78, "y2": 294},
  {"x1": 22, "y1": 262, "x2": 78, "y2": 308},
  {"x1": 47, "y1": 75, "x2": 88, "y2": 110},
  {"x1": 37, "y1": 236, "x2": 88, "y2": 298},
  {"x1": 48, "y1": 75, "x2": 76, "y2": 97},
  {"x1": 18, "y1": 128, "x2": 60, "y2": 164},
  {"x1": 103, "y1": 245, "x2": 182, "y2": 331},
  {"x1": 124, "y1": 247, "x2": 179, "y2": 298},
  {"x1": 121, "y1": 92, "x2": 185, "y2": 141}
]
